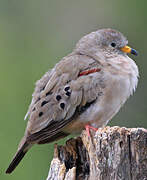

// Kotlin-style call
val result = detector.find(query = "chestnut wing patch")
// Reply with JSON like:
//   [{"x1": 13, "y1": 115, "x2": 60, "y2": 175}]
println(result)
[{"x1": 78, "y1": 68, "x2": 101, "y2": 77}]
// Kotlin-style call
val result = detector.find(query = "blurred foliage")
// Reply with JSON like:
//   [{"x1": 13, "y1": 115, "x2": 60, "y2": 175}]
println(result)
[{"x1": 0, "y1": 0, "x2": 146, "y2": 179}]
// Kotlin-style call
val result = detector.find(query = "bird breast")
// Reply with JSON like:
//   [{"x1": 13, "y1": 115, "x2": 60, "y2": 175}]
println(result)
[{"x1": 64, "y1": 58, "x2": 138, "y2": 134}]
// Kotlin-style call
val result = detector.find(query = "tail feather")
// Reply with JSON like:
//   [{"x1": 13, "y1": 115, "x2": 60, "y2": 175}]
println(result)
[{"x1": 6, "y1": 142, "x2": 30, "y2": 174}]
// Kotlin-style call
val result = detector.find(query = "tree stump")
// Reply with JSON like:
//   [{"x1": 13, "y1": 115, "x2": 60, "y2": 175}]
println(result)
[{"x1": 46, "y1": 126, "x2": 147, "y2": 180}]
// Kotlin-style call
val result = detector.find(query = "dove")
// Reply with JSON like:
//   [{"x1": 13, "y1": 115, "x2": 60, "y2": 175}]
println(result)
[{"x1": 6, "y1": 28, "x2": 139, "y2": 174}]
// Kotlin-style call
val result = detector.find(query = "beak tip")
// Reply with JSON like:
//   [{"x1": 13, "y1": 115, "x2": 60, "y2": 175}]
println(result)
[{"x1": 131, "y1": 48, "x2": 138, "y2": 56}]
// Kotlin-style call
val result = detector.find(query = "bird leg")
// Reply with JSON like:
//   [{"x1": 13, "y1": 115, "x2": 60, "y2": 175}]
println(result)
[{"x1": 85, "y1": 124, "x2": 98, "y2": 137}]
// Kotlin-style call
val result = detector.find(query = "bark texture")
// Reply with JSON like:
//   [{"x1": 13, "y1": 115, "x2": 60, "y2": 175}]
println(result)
[{"x1": 46, "y1": 126, "x2": 147, "y2": 180}]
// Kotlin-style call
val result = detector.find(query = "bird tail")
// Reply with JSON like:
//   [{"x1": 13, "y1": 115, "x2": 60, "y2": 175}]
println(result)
[{"x1": 6, "y1": 139, "x2": 32, "y2": 174}]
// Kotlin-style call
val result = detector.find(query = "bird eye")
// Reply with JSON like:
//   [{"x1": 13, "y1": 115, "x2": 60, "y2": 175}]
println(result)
[{"x1": 111, "y1": 42, "x2": 116, "y2": 47}]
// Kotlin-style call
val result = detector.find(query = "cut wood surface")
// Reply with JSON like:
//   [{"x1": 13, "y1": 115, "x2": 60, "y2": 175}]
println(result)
[{"x1": 46, "y1": 126, "x2": 147, "y2": 180}]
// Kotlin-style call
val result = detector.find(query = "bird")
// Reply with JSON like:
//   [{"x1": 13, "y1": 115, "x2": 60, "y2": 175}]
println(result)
[{"x1": 6, "y1": 28, "x2": 139, "y2": 174}]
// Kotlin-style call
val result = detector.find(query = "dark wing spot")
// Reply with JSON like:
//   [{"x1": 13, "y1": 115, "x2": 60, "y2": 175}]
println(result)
[
  {"x1": 60, "y1": 103, "x2": 65, "y2": 110},
  {"x1": 46, "y1": 91, "x2": 52, "y2": 96},
  {"x1": 65, "y1": 91, "x2": 71, "y2": 97},
  {"x1": 56, "y1": 95, "x2": 62, "y2": 101},
  {"x1": 40, "y1": 86, "x2": 45, "y2": 92},
  {"x1": 41, "y1": 101, "x2": 48, "y2": 107},
  {"x1": 39, "y1": 112, "x2": 43, "y2": 117},
  {"x1": 64, "y1": 86, "x2": 70, "y2": 91}
]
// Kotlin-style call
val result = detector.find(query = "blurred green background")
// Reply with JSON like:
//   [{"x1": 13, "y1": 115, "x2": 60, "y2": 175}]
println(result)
[{"x1": 0, "y1": 0, "x2": 147, "y2": 179}]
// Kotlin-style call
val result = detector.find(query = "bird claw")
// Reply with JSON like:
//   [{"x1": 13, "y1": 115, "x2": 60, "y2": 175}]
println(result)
[{"x1": 85, "y1": 125, "x2": 98, "y2": 137}]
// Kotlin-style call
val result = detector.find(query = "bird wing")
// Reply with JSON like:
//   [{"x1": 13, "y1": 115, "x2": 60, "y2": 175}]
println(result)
[
  {"x1": 25, "y1": 54, "x2": 104, "y2": 143},
  {"x1": 24, "y1": 70, "x2": 53, "y2": 120}
]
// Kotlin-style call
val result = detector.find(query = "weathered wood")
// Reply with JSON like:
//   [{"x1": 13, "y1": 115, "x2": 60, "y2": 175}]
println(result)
[{"x1": 46, "y1": 126, "x2": 147, "y2": 180}]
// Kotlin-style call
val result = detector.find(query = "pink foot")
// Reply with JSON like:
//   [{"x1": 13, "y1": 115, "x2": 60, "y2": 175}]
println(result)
[{"x1": 85, "y1": 125, "x2": 98, "y2": 137}]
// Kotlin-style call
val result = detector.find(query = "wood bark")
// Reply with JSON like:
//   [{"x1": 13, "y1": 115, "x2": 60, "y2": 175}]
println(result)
[{"x1": 46, "y1": 126, "x2": 147, "y2": 180}]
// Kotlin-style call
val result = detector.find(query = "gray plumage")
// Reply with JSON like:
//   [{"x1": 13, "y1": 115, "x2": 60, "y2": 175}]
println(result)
[{"x1": 6, "y1": 28, "x2": 138, "y2": 174}]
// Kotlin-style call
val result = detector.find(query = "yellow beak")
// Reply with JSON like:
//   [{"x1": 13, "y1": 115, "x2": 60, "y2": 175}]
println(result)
[{"x1": 120, "y1": 45, "x2": 138, "y2": 56}]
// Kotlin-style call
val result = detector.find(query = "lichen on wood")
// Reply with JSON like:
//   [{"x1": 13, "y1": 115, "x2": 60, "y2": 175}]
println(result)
[{"x1": 46, "y1": 126, "x2": 147, "y2": 180}]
